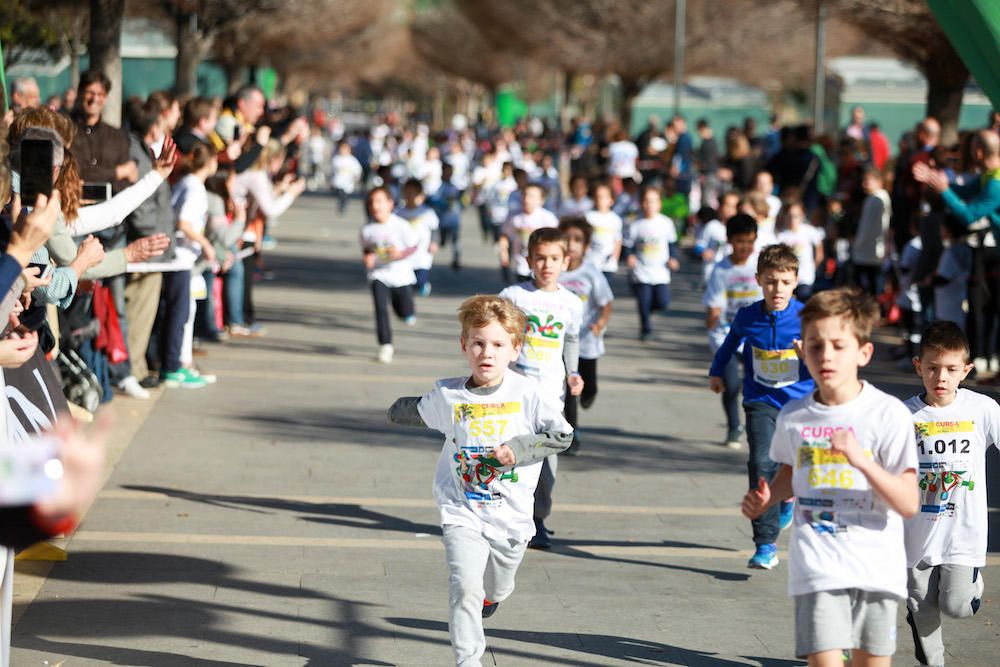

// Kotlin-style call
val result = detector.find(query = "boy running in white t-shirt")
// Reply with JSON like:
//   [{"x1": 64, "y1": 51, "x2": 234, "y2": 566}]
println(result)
[
  {"x1": 499, "y1": 183, "x2": 559, "y2": 284},
  {"x1": 396, "y1": 178, "x2": 440, "y2": 297},
  {"x1": 584, "y1": 182, "x2": 624, "y2": 283},
  {"x1": 776, "y1": 197, "x2": 825, "y2": 302},
  {"x1": 360, "y1": 186, "x2": 418, "y2": 364},
  {"x1": 388, "y1": 295, "x2": 573, "y2": 667},
  {"x1": 623, "y1": 186, "x2": 679, "y2": 341},
  {"x1": 703, "y1": 213, "x2": 761, "y2": 449},
  {"x1": 743, "y1": 288, "x2": 919, "y2": 666},
  {"x1": 903, "y1": 321, "x2": 998, "y2": 667},
  {"x1": 558, "y1": 217, "x2": 614, "y2": 455},
  {"x1": 500, "y1": 227, "x2": 584, "y2": 548}
]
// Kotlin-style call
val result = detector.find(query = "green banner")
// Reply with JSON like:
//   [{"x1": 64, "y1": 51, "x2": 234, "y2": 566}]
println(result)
[
  {"x1": 0, "y1": 38, "x2": 8, "y2": 114},
  {"x1": 928, "y1": 0, "x2": 1000, "y2": 110}
]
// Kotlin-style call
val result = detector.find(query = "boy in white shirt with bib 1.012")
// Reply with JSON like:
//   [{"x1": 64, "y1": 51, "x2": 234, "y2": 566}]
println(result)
[
  {"x1": 743, "y1": 288, "x2": 919, "y2": 667},
  {"x1": 500, "y1": 227, "x2": 584, "y2": 548},
  {"x1": 903, "y1": 320, "x2": 997, "y2": 667},
  {"x1": 388, "y1": 295, "x2": 572, "y2": 667}
]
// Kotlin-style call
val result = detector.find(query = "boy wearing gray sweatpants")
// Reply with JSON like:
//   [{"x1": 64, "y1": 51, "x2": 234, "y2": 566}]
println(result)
[{"x1": 389, "y1": 295, "x2": 572, "y2": 667}]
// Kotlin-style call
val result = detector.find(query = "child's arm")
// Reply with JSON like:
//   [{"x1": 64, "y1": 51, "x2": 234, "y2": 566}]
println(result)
[
  {"x1": 386, "y1": 397, "x2": 427, "y2": 428},
  {"x1": 493, "y1": 430, "x2": 573, "y2": 468},
  {"x1": 563, "y1": 330, "x2": 583, "y2": 396},
  {"x1": 705, "y1": 306, "x2": 722, "y2": 332},
  {"x1": 742, "y1": 465, "x2": 793, "y2": 518},
  {"x1": 591, "y1": 301, "x2": 613, "y2": 336},
  {"x1": 830, "y1": 430, "x2": 919, "y2": 518},
  {"x1": 708, "y1": 316, "x2": 743, "y2": 385},
  {"x1": 362, "y1": 249, "x2": 376, "y2": 272}
]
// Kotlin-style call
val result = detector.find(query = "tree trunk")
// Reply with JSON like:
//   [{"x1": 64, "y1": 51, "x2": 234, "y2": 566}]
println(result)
[
  {"x1": 89, "y1": 0, "x2": 125, "y2": 127},
  {"x1": 922, "y1": 42, "x2": 969, "y2": 147},
  {"x1": 618, "y1": 75, "x2": 644, "y2": 131},
  {"x1": 175, "y1": 11, "x2": 209, "y2": 97}
]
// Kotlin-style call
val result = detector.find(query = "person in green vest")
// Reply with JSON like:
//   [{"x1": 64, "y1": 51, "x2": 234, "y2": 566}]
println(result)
[{"x1": 810, "y1": 137, "x2": 837, "y2": 202}]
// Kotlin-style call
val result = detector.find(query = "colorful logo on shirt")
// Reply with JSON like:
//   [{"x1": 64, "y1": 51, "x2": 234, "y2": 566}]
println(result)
[
  {"x1": 526, "y1": 314, "x2": 564, "y2": 339},
  {"x1": 918, "y1": 460, "x2": 974, "y2": 517},
  {"x1": 453, "y1": 402, "x2": 521, "y2": 423},
  {"x1": 453, "y1": 450, "x2": 518, "y2": 491}
]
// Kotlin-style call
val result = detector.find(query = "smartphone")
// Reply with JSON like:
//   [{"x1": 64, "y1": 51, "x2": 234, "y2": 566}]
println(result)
[
  {"x1": 27, "y1": 262, "x2": 53, "y2": 281},
  {"x1": 19, "y1": 139, "x2": 54, "y2": 205},
  {"x1": 82, "y1": 182, "x2": 111, "y2": 202},
  {"x1": 0, "y1": 436, "x2": 61, "y2": 506}
]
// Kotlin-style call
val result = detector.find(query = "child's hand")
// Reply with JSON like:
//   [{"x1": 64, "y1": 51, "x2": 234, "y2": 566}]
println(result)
[
  {"x1": 829, "y1": 429, "x2": 865, "y2": 468},
  {"x1": 567, "y1": 373, "x2": 584, "y2": 396},
  {"x1": 793, "y1": 338, "x2": 804, "y2": 359},
  {"x1": 428, "y1": 242, "x2": 439, "y2": 255},
  {"x1": 490, "y1": 444, "x2": 516, "y2": 467},
  {"x1": 626, "y1": 254, "x2": 637, "y2": 269},
  {"x1": 386, "y1": 245, "x2": 401, "y2": 260},
  {"x1": 709, "y1": 376, "x2": 724, "y2": 394},
  {"x1": 589, "y1": 322, "x2": 605, "y2": 336},
  {"x1": 741, "y1": 476, "x2": 770, "y2": 519},
  {"x1": 667, "y1": 258, "x2": 680, "y2": 271}
]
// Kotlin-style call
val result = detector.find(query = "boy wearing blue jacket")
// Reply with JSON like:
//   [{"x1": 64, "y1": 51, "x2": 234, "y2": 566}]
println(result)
[{"x1": 709, "y1": 243, "x2": 815, "y2": 569}]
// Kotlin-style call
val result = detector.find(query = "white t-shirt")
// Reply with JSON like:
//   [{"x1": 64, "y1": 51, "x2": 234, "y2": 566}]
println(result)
[
  {"x1": 419, "y1": 373, "x2": 571, "y2": 542},
  {"x1": 696, "y1": 218, "x2": 729, "y2": 281},
  {"x1": 504, "y1": 208, "x2": 559, "y2": 278},
  {"x1": 935, "y1": 243, "x2": 972, "y2": 328},
  {"x1": 623, "y1": 214, "x2": 679, "y2": 285},
  {"x1": 558, "y1": 262, "x2": 614, "y2": 359},
  {"x1": 359, "y1": 215, "x2": 418, "y2": 287},
  {"x1": 904, "y1": 389, "x2": 1000, "y2": 568},
  {"x1": 331, "y1": 154, "x2": 363, "y2": 193},
  {"x1": 703, "y1": 258, "x2": 762, "y2": 351},
  {"x1": 171, "y1": 174, "x2": 209, "y2": 268},
  {"x1": 560, "y1": 196, "x2": 594, "y2": 217},
  {"x1": 395, "y1": 205, "x2": 440, "y2": 271},
  {"x1": 777, "y1": 224, "x2": 825, "y2": 286},
  {"x1": 498, "y1": 283, "x2": 583, "y2": 402},
  {"x1": 770, "y1": 382, "x2": 918, "y2": 598},
  {"x1": 445, "y1": 151, "x2": 470, "y2": 190},
  {"x1": 585, "y1": 210, "x2": 624, "y2": 273},
  {"x1": 488, "y1": 177, "x2": 518, "y2": 224},
  {"x1": 608, "y1": 140, "x2": 639, "y2": 178}
]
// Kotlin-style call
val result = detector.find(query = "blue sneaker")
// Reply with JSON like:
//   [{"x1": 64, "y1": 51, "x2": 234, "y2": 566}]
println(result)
[
  {"x1": 747, "y1": 543, "x2": 778, "y2": 570},
  {"x1": 779, "y1": 499, "x2": 795, "y2": 531}
]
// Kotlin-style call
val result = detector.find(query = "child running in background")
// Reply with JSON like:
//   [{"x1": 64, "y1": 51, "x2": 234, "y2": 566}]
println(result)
[
  {"x1": 360, "y1": 186, "x2": 418, "y2": 364},
  {"x1": 709, "y1": 244, "x2": 812, "y2": 569},
  {"x1": 560, "y1": 174, "x2": 594, "y2": 217},
  {"x1": 904, "y1": 321, "x2": 998, "y2": 667},
  {"x1": 431, "y1": 162, "x2": 463, "y2": 271},
  {"x1": 584, "y1": 182, "x2": 624, "y2": 283},
  {"x1": 775, "y1": 197, "x2": 824, "y2": 302},
  {"x1": 624, "y1": 185, "x2": 679, "y2": 342},
  {"x1": 742, "y1": 288, "x2": 919, "y2": 666},
  {"x1": 499, "y1": 183, "x2": 559, "y2": 284},
  {"x1": 558, "y1": 217, "x2": 614, "y2": 455},
  {"x1": 396, "y1": 178, "x2": 440, "y2": 297},
  {"x1": 703, "y1": 213, "x2": 761, "y2": 449},
  {"x1": 387, "y1": 295, "x2": 573, "y2": 667},
  {"x1": 931, "y1": 216, "x2": 972, "y2": 329},
  {"x1": 500, "y1": 228, "x2": 584, "y2": 549},
  {"x1": 895, "y1": 220, "x2": 924, "y2": 364},
  {"x1": 330, "y1": 140, "x2": 363, "y2": 216}
]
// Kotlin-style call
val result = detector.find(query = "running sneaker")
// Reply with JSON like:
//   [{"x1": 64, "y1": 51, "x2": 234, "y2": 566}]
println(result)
[
  {"x1": 724, "y1": 426, "x2": 744, "y2": 450},
  {"x1": 404, "y1": 316, "x2": 417, "y2": 326},
  {"x1": 377, "y1": 344, "x2": 394, "y2": 364},
  {"x1": 482, "y1": 600, "x2": 499, "y2": 618},
  {"x1": 528, "y1": 517, "x2": 551, "y2": 550},
  {"x1": 419, "y1": 283, "x2": 432, "y2": 297},
  {"x1": 779, "y1": 499, "x2": 795, "y2": 530},
  {"x1": 163, "y1": 370, "x2": 208, "y2": 389},
  {"x1": 747, "y1": 543, "x2": 778, "y2": 570}
]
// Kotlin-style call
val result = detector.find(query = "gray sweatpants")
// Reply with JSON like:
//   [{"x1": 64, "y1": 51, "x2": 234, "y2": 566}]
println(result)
[
  {"x1": 533, "y1": 454, "x2": 558, "y2": 520},
  {"x1": 442, "y1": 524, "x2": 528, "y2": 667},
  {"x1": 906, "y1": 562, "x2": 984, "y2": 666}
]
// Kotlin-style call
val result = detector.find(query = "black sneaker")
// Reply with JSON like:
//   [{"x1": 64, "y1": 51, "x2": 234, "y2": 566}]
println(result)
[
  {"x1": 139, "y1": 375, "x2": 161, "y2": 389},
  {"x1": 528, "y1": 518, "x2": 551, "y2": 550},
  {"x1": 482, "y1": 600, "x2": 499, "y2": 618},
  {"x1": 580, "y1": 394, "x2": 596, "y2": 410}
]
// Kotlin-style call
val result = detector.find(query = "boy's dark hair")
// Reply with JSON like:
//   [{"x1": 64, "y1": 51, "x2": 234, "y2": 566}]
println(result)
[
  {"x1": 523, "y1": 182, "x2": 545, "y2": 195},
  {"x1": 527, "y1": 227, "x2": 568, "y2": 256},
  {"x1": 800, "y1": 287, "x2": 879, "y2": 345},
  {"x1": 558, "y1": 216, "x2": 593, "y2": 246},
  {"x1": 861, "y1": 166, "x2": 883, "y2": 181},
  {"x1": 125, "y1": 96, "x2": 159, "y2": 138},
  {"x1": 591, "y1": 180, "x2": 612, "y2": 197},
  {"x1": 78, "y1": 69, "x2": 111, "y2": 95},
  {"x1": 726, "y1": 213, "x2": 758, "y2": 239},
  {"x1": 919, "y1": 320, "x2": 971, "y2": 361},
  {"x1": 697, "y1": 206, "x2": 718, "y2": 224},
  {"x1": 941, "y1": 214, "x2": 969, "y2": 239},
  {"x1": 639, "y1": 184, "x2": 662, "y2": 199},
  {"x1": 402, "y1": 178, "x2": 423, "y2": 193},
  {"x1": 756, "y1": 243, "x2": 799, "y2": 275}
]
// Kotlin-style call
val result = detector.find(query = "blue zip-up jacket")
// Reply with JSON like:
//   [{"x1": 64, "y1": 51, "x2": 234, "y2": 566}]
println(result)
[{"x1": 708, "y1": 299, "x2": 814, "y2": 409}]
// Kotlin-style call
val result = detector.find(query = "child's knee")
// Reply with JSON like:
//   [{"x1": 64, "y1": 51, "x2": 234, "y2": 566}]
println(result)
[
  {"x1": 449, "y1": 572, "x2": 485, "y2": 606},
  {"x1": 940, "y1": 592, "x2": 978, "y2": 618}
]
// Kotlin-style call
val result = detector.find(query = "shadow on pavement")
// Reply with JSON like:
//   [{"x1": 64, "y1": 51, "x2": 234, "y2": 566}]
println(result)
[{"x1": 388, "y1": 617, "x2": 770, "y2": 666}]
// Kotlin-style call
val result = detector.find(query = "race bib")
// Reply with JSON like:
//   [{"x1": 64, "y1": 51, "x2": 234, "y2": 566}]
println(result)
[
  {"x1": 452, "y1": 402, "x2": 523, "y2": 507},
  {"x1": 797, "y1": 443, "x2": 875, "y2": 535},
  {"x1": 914, "y1": 420, "x2": 976, "y2": 518},
  {"x1": 752, "y1": 347, "x2": 799, "y2": 388}
]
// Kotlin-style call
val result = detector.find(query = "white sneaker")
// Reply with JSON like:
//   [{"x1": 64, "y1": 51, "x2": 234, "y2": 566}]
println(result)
[
  {"x1": 118, "y1": 375, "x2": 150, "y2": 400},
  {"x1": 377, "y1": 344, "x2": 394, "y2": 363}
]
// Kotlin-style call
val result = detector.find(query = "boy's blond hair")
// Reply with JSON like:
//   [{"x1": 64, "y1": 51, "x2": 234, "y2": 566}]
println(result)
[
  {"x1": 458, "y1": 295, "x2": 526, "y2": 347},
  {"x1": 527, "y1": 227, "x2": 568, "y2": 257},
  {"x1": 756, "y1": 243, "x2": 800, "y2": 275},
  {"x1": 800, "y1": 287, "x2": 879, "y2": 345}
]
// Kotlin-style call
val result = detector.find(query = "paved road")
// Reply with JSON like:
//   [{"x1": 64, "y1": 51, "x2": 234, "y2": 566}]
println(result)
[{"x1": 10, "y1": 194, "x2": 1000, "y2": 666}]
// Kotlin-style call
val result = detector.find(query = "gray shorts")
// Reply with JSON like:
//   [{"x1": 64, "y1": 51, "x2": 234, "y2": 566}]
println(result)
[{"x1": 794, "y1": 589, "x2": 898, "y2": 658}]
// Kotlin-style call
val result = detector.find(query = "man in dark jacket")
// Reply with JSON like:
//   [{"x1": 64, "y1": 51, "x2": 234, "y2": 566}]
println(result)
[
  {"x1": 124, "y1": 97, "x2": 176, "y2": 390},
  {"x1": 71, "y1": 70, "x2": 136, "y2": 192}
]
